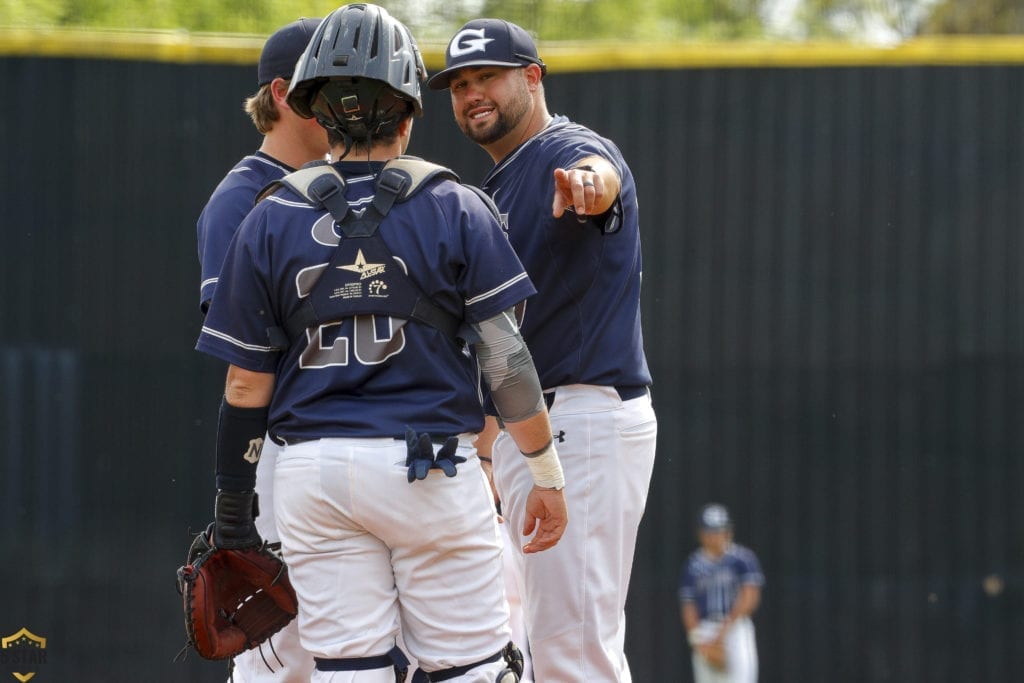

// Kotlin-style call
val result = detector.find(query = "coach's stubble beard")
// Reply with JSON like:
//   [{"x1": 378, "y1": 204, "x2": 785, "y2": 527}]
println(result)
[{"x1": 460, "y1": 80, "x2": 532, "y2": 148}]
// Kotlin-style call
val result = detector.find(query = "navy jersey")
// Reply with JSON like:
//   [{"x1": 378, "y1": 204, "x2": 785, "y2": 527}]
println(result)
[
  {"x1": 678, "y1": 543, "x2": 764, "y2": 621},
  {"x1": 480, "y1": 115, "x2": 651, "y2": 390},
  {"x1": 197, "y1": 152, "x2": 295, "y2": 313},
  {"x1": 196, "y1": 160, "x2": 536, "y2": 442}
]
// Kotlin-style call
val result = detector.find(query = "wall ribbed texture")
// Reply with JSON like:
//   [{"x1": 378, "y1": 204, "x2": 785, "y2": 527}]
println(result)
[{"x1": 1, "y1": 54, "x2": 1021, "y2": 682}]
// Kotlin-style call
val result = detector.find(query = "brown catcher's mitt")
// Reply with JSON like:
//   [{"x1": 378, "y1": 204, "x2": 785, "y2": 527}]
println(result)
[
  {"x1": 176, "y1": 525, "x2": 298, "y2": 660},
  {"x1": 702, "y1": 640, "x2": 727, "y2": 672}
]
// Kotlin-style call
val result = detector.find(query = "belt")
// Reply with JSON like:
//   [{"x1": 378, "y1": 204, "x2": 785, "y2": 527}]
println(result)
[
  {"x1": 411, "y1": 649, "x2": 503, "y2": 682},
  {"x1": 316, "y1": 645, "x2": 409, "y2": 672},
  {"x1": 274, "y1": 434, "x2": 460, "y2": 447},
  {"x1": 543, "y1": 385, "x2": 648, "y2": 410}
]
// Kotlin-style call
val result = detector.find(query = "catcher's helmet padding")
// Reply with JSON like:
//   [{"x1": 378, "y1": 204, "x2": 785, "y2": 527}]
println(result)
[{"x1": 287, "y1": 3, "x2": 425, "y2": 142}]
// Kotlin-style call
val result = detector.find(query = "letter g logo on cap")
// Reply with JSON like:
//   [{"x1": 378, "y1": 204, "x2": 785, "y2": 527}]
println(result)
[{"x1": 449, "y1": 28, "x2": 494, "y2": 57}]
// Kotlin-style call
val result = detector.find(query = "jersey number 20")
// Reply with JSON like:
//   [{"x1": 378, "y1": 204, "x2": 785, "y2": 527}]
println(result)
[{"x1": 300, "y1": 315, "x2": 407, "y2": 369}]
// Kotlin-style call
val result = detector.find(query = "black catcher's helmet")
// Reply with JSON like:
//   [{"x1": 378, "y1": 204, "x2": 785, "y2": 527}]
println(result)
[{"x1": 287, "y1": 4, "x2": 425, "y2": 144}]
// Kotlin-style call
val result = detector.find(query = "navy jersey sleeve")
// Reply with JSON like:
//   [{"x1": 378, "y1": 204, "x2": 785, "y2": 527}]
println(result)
[
  {"x1": 735, "y1": 545, "x2": 766, "y2": 587},
  {"x1": 554, "y1": 135, "x2": 624, "y2": 187},
  {"x1": 196, "y1": 204, "x2": 281, "y2": 373},
  {"x1": 197, "y1": 184, "x2": 251, "y2": 312},
  {"x1": 196, "y1": 155, "x2": 291, "y2": 312}
]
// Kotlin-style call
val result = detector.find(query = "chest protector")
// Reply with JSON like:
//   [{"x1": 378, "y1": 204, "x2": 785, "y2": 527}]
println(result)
[{"x1": 260, "y1": 157, "x2": 464, "y2": 350}]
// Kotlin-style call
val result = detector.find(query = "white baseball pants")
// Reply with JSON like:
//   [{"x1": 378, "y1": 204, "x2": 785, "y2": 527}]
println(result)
[
  {"x1": 273, "y1": 437, "x2": 513, "y2": 683},
  {"x1": 691, "y1": 617, "x2": 758, "y2": 683},
  {"x1": 492, "y1": 384, "x2": 657, "y2": 682},
  {"x1": 230, "y1": 437, "x2": 316, "y2": 682}
]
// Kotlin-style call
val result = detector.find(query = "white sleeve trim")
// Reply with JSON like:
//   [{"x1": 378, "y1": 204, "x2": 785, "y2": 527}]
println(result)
[
  {"x1": 200, "y1": 325, "x2": 276, "y2": 353},
  {"x1": 465, "y1": 272, "x2": 530, "y2": 306}
]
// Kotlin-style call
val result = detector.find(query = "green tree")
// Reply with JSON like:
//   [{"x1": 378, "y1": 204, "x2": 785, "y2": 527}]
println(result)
[
  {"x1": 0, "y1": 0, "x2": 71, "y2": 25},
  {"x1": 478, "y1": 0, "x2": 766, "y2": 41},
  {"x1": 4, "y1": 0, "x2": 1023, "y2": 41},
  {"x1": 0, "y1": 0, "x2": 772, "y2": 40},
  {"x1": 797, "y1": 0, "x2": 941, "y2": 41},
  {"x1": 921, "y1": 0, "x2": 1024, "y2": 34}
]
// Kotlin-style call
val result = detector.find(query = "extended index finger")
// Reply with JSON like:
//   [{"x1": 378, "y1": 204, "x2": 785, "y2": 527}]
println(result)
[{"x1": 552, "y1": 167, "x2": 573, "y2": 217}]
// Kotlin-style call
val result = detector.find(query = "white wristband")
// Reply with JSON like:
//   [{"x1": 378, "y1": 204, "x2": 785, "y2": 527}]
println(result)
[{"x1": 523, "y1": 440, "x2": 565, "y2": 490}]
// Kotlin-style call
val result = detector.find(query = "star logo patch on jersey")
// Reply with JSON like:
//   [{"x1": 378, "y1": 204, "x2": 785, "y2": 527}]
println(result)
[{"x1": 339, "y1": 249, "x2": 386, "y2": 280}]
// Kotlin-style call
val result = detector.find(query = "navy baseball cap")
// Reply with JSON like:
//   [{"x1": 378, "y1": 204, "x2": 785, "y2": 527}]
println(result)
[
  {"x1": 698, "y1": 504, "x2": 732, "y2": 531},
  {"x1": 257, "y1": 17, "x2": 322, "y2": 86},
  {"x1": 427, "y1": 18, "x2": 546, "y2": 90}
]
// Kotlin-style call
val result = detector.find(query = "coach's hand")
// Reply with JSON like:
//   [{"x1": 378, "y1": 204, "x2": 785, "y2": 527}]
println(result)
[
  {"x1": 522, "y1": 486, "x2": 568, "y2": 553},
  {"x1": 552, "y1": 166, "x2": 605, "y2": 218},
  {"x1": 552, "y1": 159, "x2": 620, "y2": 219}
]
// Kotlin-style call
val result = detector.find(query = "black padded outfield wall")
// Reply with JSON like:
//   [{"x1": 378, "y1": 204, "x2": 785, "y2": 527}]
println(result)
[{"x1": 1, "y1": 42, "x2": 1023, "y2": 682}]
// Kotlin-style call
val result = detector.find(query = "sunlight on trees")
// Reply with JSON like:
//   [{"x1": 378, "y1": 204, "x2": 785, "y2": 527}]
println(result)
[{"x1": 0, "y1": 0, "x2": 1018, "y2": 42}]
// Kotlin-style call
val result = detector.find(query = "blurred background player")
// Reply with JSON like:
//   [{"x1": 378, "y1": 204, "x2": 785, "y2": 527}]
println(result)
[
  {"x1": 678, "y1": 504, "x2": 764, "y2": 683},
  {"x1": 429, "y1": 18, "x2": 658, "y2": 682},
  {"x1": 194, "y1": 16, "x2": 327, "y2": 682},
  {"x1": 197, "y1": 4, "x2": 568, "y2": 681}
]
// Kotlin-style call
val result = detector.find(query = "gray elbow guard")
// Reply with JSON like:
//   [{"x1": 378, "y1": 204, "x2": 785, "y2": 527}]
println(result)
[{"x1": 473, "y1": 310, "x2": 545, "y2": 422}]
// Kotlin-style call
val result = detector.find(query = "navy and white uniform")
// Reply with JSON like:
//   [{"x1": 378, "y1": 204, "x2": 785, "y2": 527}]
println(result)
[
  {"x1": 486, "y1": 115, "x2": 658, "y2": 682},
  {"x1": 196, "y1": 150, "x2": 316, "y2": 682},
  {"x1": 679, "y1": 543, "x2": 764, "y2": 683},
  {"x1": 198, "y1": 160, "x2": 535, "y2": 680}
]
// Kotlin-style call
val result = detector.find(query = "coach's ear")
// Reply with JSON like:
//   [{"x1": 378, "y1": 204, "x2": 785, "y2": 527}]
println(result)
[{"x1": 524, "y1": 62, "x2": 544, "y2": 90}]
